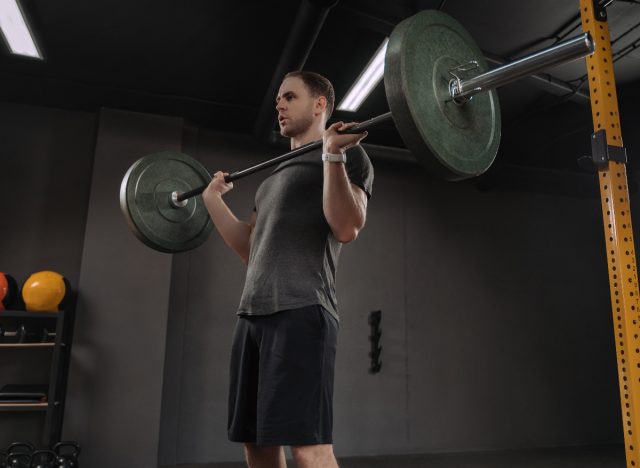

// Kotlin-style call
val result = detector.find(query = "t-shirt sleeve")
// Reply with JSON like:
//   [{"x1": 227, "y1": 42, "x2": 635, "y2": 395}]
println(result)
[{"x1": 345, "y1": 145, "x2": 374, "y2": 199}]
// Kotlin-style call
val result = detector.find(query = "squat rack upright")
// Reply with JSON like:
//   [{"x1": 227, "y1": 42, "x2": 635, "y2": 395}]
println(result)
[{"x1": 582, "y1": 1, "x2": 639, "y2": 466}]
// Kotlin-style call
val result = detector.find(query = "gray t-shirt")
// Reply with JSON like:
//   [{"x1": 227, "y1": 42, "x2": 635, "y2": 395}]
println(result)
[{"x1": 237, "y1": 145, "x2": 374, "y2": 322}]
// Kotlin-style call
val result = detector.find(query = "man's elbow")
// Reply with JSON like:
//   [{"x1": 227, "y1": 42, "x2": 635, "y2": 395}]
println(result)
[
  {"x1": 234, "y1": 242, "x2": 251, "y2": 265},
  {"x1": 334, "y1": 226, "x2": 361, "y2": 244},
  {"x1": 328, "y1": 212, "x2": 366, "y2": 243}
]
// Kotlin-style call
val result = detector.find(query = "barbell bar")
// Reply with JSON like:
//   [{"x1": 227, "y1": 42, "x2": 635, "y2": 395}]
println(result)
[
  {"x1": 120, "y1": 10, "x2": 595, "y2": 253},
  {"x1": 174, "y1": 31, "x2": 593, "y2": 204}
]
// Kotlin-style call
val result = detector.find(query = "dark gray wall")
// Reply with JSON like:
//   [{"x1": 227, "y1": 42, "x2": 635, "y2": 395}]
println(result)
[
  {"x1": 64, "y1": 109, "x2": 182, "y2": 468},
  {"x1": 0, "y1": 102, "x2": 96, "y2": 292},
  {"x1": 403, "y1": 175, "x2": 619, "y2": 451},
  {"x1": 0, "y1": 103, "x2": 96, "y2": 447},
  {"x1": 0, "y1": 101, "x2": 628, "y2": 467},
  {"x1": 158, "y1": 131, "x2": 623, "y2": 465}
]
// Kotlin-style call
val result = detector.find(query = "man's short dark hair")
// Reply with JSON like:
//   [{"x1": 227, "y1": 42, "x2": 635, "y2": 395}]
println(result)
[{"x1": 285, "y1": 71, "x2": 335, "y2": 121}]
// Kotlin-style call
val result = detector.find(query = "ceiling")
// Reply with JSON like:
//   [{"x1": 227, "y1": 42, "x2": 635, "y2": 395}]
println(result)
[{"x1": 1, "y1": 0, "x2": 639, "y2": 174}]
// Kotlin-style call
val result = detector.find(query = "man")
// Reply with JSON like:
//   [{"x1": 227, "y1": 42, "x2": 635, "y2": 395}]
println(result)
[{"x1": 202, "y1": 71, "x2": 374, "y2": 468}]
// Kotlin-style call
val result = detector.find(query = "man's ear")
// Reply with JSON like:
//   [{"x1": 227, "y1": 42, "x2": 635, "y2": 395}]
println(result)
[{"x1": 315, "y1": 96, "x2": 327, "y2": 116}]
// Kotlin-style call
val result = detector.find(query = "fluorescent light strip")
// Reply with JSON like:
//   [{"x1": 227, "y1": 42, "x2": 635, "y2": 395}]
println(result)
[
  {"x1": 340, "y1": 42, "x2": 387, "y2": 110},
  {"x1": 0, "y1": 0, "x2": 41, "y2": 59},
  {"x1": 339, "y1": 43, "x2": 386, "y2": 111},
  {"x1": 345, "y1": 60, "x2": 384, "y2": 110},
  {"x1": 337, "y1": 38, "x2": 388, "y2": 112}
]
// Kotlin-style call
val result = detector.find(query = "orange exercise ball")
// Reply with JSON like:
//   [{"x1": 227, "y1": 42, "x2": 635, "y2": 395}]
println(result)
[{"x1": 22, "y1": 271, "x2": 69, "y2": 312}]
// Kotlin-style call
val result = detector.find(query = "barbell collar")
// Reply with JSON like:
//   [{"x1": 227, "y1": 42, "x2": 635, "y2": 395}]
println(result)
[
  {"x1": 170, "y1": 191, "x2": 188, "y2": 208},
  {"x1": 451, "y1": 32, "x2": 594, "y2": 102}
]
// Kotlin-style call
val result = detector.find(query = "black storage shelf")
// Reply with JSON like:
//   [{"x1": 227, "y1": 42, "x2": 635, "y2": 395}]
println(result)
[
  {"x1": 0, "y1": 403, "x2": 49, "y2": 412},
  {"x1": 0, "y1": 306, "x2": 76, "y2": 446},
  {"x1": 0, "y1": 310, "x2": 59, "y2": 319},
  {"x1": 0, "y1": 343, "x2": 56, "y2": 348}
]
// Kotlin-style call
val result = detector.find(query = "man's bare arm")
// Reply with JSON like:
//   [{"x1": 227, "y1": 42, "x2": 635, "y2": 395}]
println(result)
[
  {"x1": 322, "y1": 121, "x2": 369, "y2": 243},
  {"x1": 323, "y1": 162, "x2": 368, "y2": 243},
  {"x1": 202, "y1": 172, "x2": 256, "y2": 264}
]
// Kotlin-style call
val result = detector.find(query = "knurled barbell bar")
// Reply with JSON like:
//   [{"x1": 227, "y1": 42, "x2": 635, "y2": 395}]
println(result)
[{"x1": 120, "y1": 10, "x2": 594, "y2": 253}]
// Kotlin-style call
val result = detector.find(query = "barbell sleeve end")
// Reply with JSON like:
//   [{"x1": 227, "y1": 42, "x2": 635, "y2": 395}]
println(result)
[{"x1": 453, "y1": 32, "x2": 596, "y2": 101}]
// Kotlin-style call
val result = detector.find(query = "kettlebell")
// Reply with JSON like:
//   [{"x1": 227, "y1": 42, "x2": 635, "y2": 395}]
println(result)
[
  {"x1": 6, "y1": 453, "x2": 30, "y2": 468},
  {"x1": 29, "y1": 451, "x2": 56, "y2": 468},
  {"x1": 6, "y1": 442, "x2": 33, "y2": 468},
  {"x1": 6, "y1": 443, "x2": 33, "y2": 456},
  {"x1": 51, "y1": 443, "x2": 79, "y2": 468}
]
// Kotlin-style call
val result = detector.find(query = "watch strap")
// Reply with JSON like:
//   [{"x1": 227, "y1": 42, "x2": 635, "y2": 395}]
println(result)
[{"x1": 322, "y1": 152, "x2": 346, "y2": 163}]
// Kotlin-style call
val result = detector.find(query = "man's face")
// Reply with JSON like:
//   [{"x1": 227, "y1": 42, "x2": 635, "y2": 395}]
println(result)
[{"x1": 276, "y1": 76, "x2": 317, "y2": 138}]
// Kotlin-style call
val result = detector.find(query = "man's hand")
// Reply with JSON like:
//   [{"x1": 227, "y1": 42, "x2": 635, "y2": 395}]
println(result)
[
  {"x1": 323, "y1": 121, "x2": 368, "y2": 154},
  {"x1": 201, "y1": 171, "x2": 254, "y2": 264},
  {"x1": 204, "y1": 171, "x2": 234, "y2": 198}
]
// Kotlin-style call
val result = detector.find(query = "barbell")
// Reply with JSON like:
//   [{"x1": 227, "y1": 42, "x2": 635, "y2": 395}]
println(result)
[{"x1": 120, "y1": 10, "x2": 595, "y2": 253}]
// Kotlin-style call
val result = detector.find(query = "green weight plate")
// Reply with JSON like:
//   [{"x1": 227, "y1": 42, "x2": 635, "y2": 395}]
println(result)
[
  {"x1": 119, "y1": 152, "x2": 213, "y2": 253},
  {"x1": 384, "y1": 10, "x2": 501, "y2": 181}
]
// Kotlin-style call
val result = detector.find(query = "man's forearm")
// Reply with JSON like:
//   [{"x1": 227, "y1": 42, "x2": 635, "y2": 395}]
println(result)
[
  {"x1": 322, "y1": 162, "x2": 365, "y2": 243},
  {"x1": 202, "y1": 191, "x2": 252, "y2": 263}
]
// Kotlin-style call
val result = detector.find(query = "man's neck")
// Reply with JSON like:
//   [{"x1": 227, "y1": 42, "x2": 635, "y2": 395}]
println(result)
[{"x1": 290, "y1": 121, "x2": 325, "y2": 150}]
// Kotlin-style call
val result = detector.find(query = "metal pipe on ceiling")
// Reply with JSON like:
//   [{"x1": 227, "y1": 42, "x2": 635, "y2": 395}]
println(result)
[{"x1": 253, "y1": 0, "x2": 339, "y2": 144}]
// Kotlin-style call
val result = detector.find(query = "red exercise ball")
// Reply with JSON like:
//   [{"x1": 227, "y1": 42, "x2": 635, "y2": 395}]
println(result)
[{"x1": 0, "y1": 273, "x2": 18, "y2": 311}]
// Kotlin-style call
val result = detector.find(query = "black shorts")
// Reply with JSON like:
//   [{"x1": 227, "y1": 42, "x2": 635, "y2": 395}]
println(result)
[{"x1": 227, "y1": 304, "x2": 338, "y2": 446}]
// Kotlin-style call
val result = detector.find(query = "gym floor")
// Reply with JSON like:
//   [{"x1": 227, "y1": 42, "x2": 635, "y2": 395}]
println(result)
[{"x1": 167, "y1": 445, "x2": 625, "y2": 468}]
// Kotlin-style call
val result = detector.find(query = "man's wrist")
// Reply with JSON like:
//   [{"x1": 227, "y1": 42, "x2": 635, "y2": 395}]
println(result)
[
  {"x1": 204, "y1": 187, "x2": 223, "y2": 199},
  {"x1": 322, "y1": 152, "x2": 346, "y2": 163},
  {"x1": 323, "y1": 143, "x2": 344, "y2": 154}
]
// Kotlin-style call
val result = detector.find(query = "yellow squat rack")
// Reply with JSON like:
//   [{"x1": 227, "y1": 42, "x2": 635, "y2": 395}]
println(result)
[{"x1": 581, "y1": 1, "x2": 639, "y2": 466}]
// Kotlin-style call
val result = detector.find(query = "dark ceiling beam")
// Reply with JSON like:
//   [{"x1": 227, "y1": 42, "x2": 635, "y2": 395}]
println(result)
[
  {"x1": 0, "y1": 71, "x2": 260, "y2": 133},
  {"x1": 252, "y1": 0, "x2": 339, "y2": 143},
  {"x1": 339, "y1": 6, "x2": 395, "y2": 36}
]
